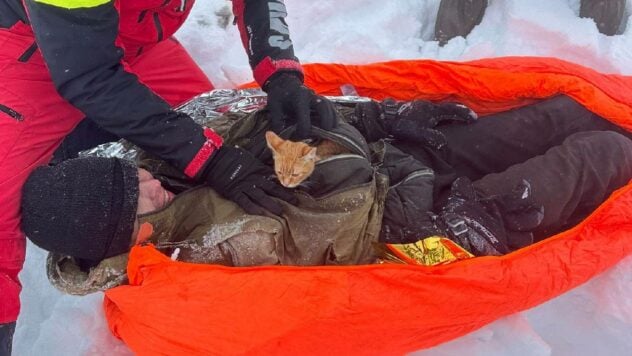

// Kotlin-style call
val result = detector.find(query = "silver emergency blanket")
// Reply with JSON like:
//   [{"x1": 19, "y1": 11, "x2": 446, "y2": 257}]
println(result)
[{"x1": 79, "y1": 88, "x2": 371, "y2": 159}]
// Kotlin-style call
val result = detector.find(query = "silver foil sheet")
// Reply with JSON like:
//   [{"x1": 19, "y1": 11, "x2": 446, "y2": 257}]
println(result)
[{"x1": 80, "y1": 88, "x2": 371, "y2": 159}]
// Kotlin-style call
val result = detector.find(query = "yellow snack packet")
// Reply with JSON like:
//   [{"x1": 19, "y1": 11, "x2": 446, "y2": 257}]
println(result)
[{"x1": 376, "y1": 236, "x2": 474, "y2": 266}]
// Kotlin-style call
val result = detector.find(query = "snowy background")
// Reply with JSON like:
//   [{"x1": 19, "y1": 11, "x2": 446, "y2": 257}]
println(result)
[{"x1": 13, "y1": 0, "x2": 632, "y2": 354}]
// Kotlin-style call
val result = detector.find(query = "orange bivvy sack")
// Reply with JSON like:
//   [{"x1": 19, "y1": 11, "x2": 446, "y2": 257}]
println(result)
[{"x1": 103, "y1": 57, "x2": 632, "y2": 355}]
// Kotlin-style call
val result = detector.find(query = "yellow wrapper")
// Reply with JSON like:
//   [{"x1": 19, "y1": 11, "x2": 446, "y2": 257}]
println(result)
[{"x1": 377, "y1": 236, "x2": 474, "y2": 266}]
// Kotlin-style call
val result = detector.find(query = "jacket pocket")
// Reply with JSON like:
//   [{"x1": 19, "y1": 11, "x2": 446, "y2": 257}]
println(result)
[
  {"x1": 0, "y1": 88, "x2": 33, "y2": 163},
  {"x1": 308, "y1": 154, "x2": 373, "y2": 198}
]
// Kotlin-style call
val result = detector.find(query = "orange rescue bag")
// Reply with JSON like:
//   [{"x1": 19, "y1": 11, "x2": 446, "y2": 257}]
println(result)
[{"x1": 104, "y1": 57, "x2": 632, "y2": 355}]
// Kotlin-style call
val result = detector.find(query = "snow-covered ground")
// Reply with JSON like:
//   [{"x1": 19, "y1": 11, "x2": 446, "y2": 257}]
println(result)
[{"x1": 13, "y1": 0, "x2": 632, "y2": 354}]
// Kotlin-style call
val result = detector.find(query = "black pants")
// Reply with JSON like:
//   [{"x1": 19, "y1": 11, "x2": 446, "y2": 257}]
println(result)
[
  {"x1": 0, "y1": 322, "x2": 15, "y2": 356},
  {"x1": 397, "y1": 95, "x2": 632, "y2": 241}
]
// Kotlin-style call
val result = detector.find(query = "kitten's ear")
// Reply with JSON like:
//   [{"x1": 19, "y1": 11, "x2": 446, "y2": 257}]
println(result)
[
  {"x1": 303, "y1": 147, "x2": 318, "y2": 161},
  {"x1": 265, "y1": 131, "x2": 284, "y2": 153}
]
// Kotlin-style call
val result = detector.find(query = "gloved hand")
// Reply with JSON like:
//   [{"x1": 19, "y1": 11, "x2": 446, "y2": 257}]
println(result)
[
  {"x1": 202, "y1": 145, "x2": 297, "y2": 215},
  {"x1": 485, "y1": 179, "x2": 544, "y2": 250},
  {"x1": 379, "y1": 177, "x2": 543, "y2": 255},
  {"x1": 437, "y1": 177, "x2": 510, "y2": 256},
  {"x1": 379, "y1": 177, "x2": 510, "y2": 254},
  {"x1": 383, "y1": 98, "x2": 478, "y2": 149},
  {"x1": 351, "y1": 101, "x2": 391, "y2": 143},
  {"x1": 264, "y1": 72, "x2": 338, "y2": 139}
]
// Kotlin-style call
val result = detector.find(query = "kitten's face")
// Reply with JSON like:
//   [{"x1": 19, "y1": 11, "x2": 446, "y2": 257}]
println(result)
[{"x1": 265, "y1": 131, "x2": 317, "y2": 188}]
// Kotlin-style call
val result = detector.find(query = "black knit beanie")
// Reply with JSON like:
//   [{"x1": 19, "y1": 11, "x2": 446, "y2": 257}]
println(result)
[{"x1": 21, "y1": 157, "x2": 139, "y2": 264}]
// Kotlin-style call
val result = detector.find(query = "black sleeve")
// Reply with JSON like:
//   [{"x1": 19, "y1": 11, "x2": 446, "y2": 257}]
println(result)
[
  {"x1": 232, "y1": 0, "x2": 303, "y2": 86},
  {"x1": 24, "y1": 0, "x2": 208, "y2": 173}
]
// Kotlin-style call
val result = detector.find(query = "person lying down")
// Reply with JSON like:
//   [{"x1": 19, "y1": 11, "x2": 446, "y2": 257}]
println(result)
[{"x1": 20, "y1": 95, "x2": 632, "y2": 295}]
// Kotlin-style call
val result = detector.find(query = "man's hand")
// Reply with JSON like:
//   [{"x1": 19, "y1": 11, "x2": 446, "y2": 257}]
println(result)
[
  {"x1": 383, "y1": 99, "x2": 478, "y2": 149},
  {"x1": 385, "y1": 99, "x2": 478, "y2": 127},
  {"x1": 350, "y1": 99, "x2": 477, "y2": 147},
  {"x1": 202, "y1": 146, "x2": 297, "y2": 215},
  {"x1": 264, "y1": 73, "x2": 337, "y2": 139},
  {"x1": 438, "y1": 177, "x2": 510, "y2": 256}
]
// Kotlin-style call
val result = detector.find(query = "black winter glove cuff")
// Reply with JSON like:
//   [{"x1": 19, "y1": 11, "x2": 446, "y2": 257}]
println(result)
[
  {"x1": 263, "y1": 71, "x2": 304, "y2": 91},
  {"x1": 350, "y1": 101, "x2": 390, "y2": 143},
  {"x1": 202, "y1": 146, "x2": 297, "y2": 215}
]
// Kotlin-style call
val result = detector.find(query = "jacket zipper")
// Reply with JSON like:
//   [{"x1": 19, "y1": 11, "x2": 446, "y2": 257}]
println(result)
[
  {"x1": 138, "y1": 10, "x2": 148, "y2": 23},
  {"x1": 18, "y1": 42, "x2": 38, "y2": 63},
  {"x1": 316, "y1": 153, "x2": 365, "y2": 165},
  {"x1": 0, "y1": 104, "x2": 23, "y2": 121},
  {"x1": 153, "y1": 12, "x2": 164, "y2": 42},
  {"x1": 389, "y1": 169, "x2": 434, "y2": 189},
  {"x1": 315, "y1": 129, "x2": 368, "y2": 158}
]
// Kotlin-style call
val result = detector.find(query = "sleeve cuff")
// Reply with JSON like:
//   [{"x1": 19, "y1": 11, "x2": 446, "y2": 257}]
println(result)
[
  {"x1": 253, "y1": 57, "x2": 304, "y2": 87},
  {"x1": 184, "y1": 128, "x2": 224, "y2": 178}
]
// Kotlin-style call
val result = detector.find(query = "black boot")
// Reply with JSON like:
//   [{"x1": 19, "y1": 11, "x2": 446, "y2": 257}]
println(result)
[
  {"x1": 434, "y1": 0, "x2": 488, "y2": 46},
  {"x1": 580, "y1": 0, "x2": 626, "y2": 36},
  {"x1": 0, "y1": 322, "x2": 15, "y2": 356}
]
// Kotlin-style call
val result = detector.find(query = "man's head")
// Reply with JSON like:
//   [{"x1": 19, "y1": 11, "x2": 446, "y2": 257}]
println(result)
[{"x1": 21, "y1": 157, "x2": 174, "y2": 265}]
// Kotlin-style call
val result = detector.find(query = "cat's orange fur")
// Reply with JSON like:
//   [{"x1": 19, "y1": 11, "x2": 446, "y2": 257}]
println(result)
[{"x1": 265, "y1": 131, "x2": 348, "y2": 188}]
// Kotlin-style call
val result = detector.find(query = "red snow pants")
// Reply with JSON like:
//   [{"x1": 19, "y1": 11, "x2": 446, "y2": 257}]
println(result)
[{"x1": 0, "y1": 22, "x2": 213, "y2": 323}]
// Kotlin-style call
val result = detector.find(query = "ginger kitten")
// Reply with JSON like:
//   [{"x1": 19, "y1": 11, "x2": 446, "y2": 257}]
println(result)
[{"x1": 265, "y1": 131, "x2": 348, "y2": 188}]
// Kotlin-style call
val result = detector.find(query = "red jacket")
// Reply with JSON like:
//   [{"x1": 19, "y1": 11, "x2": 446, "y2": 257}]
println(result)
[{"x1": 0, "y1": 0, "x2": 302, "y2": 323}]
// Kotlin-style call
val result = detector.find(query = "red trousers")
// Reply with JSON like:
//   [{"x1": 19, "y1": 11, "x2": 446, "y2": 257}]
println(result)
[{"x1": 0, "y1": 22, "x2": 213, "y2": 323}]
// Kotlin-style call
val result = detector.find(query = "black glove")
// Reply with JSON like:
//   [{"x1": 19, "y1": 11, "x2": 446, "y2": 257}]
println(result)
[
  {"x1": 202, "y1": 146, "x2": 297, "y2": 215},
  {"x1": 383, "y1": 98, "x2": 478, "y2": 149},
  {"x1": 264, "y1": 73, "x2": 338, "y2": 139},
  {"x1": 379, "y1": 177, "x2": 510, "y2": 254},
  {"x1": 379, "y1": 177, "x2": 543, "y2": 255},
  {"x1": 350, "y1": 99, "x2": 477, "y2": 147},
  {"x1": 0, "y1": 322, "x2": 15, "y2": 356},
  {"x1": 485, "y1": 179, "x2": 544, "y2": 250},
  {"x1": 351, "y1": 101, "x2": 391, "y2": 143},
  {"x1": 437, "y1": 177, "x2": 510, "y2": 256}
]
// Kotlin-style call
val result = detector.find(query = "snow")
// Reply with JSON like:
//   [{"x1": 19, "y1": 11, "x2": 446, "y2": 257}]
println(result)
[{"x1": 13, "y1": 0, "x2": 632, "y2": 354}]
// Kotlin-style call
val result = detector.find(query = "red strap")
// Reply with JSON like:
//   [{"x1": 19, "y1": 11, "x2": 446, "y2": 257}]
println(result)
[
  {"x1": 184, "y1": 128, "x2": 224, "y2": 178},
  {"x1": 253, "y1": 57, "x2": 304, "y2": 87}
]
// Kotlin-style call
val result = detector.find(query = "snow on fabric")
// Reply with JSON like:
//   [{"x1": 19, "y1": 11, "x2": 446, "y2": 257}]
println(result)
[{"x1": 14, "y1": 0, "x2": 632, "y2": 355}]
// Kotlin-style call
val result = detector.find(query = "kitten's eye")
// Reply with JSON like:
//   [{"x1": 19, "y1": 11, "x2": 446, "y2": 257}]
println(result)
[{"x1": 291, "y1": 173, "x2": 300, "y2": 177}]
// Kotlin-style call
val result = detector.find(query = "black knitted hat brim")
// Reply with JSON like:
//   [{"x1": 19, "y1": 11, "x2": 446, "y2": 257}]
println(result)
[{"x1": 21, "y1": 157, "x2": 139, "y2": 263}]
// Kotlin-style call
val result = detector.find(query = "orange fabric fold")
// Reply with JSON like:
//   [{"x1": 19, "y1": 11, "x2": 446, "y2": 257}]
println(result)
[{"x1": 105, "y1": 57, "x2": 632, "y2": 355}]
